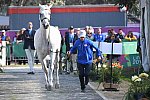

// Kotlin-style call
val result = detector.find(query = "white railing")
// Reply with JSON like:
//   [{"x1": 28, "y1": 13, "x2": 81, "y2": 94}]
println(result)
[{"x1": 0, "y1": 41, "x2": 6, "y2": 66}]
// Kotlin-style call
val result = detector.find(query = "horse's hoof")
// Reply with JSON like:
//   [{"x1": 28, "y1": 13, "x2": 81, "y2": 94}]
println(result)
[
  {"x1": 55, "y1": 83, "x2": 60, "y2": 89},
  {"x1": 45, "y1": 85, "x2": 52, "y2": 91}
]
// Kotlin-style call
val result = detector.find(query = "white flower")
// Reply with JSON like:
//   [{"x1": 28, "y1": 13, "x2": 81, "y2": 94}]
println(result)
[
  {"x1": 134, "y1": 77, "x2": 141, "y2": 82},
  {"x1": 139, "y1": 73, "x2": 149, "y2": 78},
  {"x1": 103, "y1": 64, "x2": 107, "y2": 68},
  {"x1": 132, "y1": 75, "x2": 141, "y2": 82}
]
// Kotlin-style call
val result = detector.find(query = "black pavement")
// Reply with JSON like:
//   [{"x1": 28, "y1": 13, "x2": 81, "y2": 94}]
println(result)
[{"x1": 0, "y1": 66, "x2": 105, "y2": 100}]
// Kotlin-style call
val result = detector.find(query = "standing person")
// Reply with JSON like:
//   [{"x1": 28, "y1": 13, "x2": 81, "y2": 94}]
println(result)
[
  {"x1": 16, "y1": 28, "x2": 26, "y2": 43},
  {"x1": 1, "y1": 30, "x2": 7, "y2": 41},
  {"x1": 65, "y1": 26, "x2": 78, "y2": 74},
  {"x1": 86, "y1": 29, "x2": 94, "y2": 41},
  {"x1": 76, "y1": 28, "x2": 81, "y2": 38},
  {"x1": 94, "y1": 28, "x2": 105, "y2": 42},
  {"x1": 23, "y1": 22, "x2": 36, "y2": 74},
  {"x1": 67, "y1": 30, "x2": 102, "y2": 92}
]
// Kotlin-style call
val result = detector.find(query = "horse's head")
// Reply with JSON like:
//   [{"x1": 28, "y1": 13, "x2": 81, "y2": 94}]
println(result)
[{"x1": 39, "y1": 4, "x2": 52, "y2": 29}]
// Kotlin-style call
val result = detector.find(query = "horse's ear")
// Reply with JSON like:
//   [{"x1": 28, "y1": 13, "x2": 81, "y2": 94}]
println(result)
[
  {"x1": 47, "y1": 3, "x2": 53, "y2": 9},
  {"x1": 39, "y1": 4, "x2": 42, "y2": 7}
]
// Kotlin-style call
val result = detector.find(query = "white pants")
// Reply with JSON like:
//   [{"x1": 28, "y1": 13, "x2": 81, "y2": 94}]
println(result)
[
  {"x1": 25, "y1": 48, "x2": 35, "y2": 72},
  {"x1": 72, "y1": 54, "x2": 77, "y2": 71},
  {"x1": 67, "y1": 54, "x2": 77, "y2": 72}
]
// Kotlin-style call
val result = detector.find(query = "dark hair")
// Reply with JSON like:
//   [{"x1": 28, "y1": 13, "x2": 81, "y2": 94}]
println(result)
[
  {"x1": 110, "y1": 34, "x2": 115, "y2": 37},
  {"x1": 127, "y1": 31, "x2": 134, "y2": 38}
]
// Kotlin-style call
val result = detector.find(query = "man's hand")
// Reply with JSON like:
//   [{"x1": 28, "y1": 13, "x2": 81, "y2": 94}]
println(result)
[
  {"x1": 67, "y1": 51, "x2": 71, "y2": 59},
  {"x1": 97, "y1": 56, "x2": 101, "y2": 61}
]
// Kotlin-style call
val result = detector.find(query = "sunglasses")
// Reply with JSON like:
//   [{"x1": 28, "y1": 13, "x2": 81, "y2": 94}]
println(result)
[{"x1": 80, "y1": 37, "x2": 85, "y2": 38}]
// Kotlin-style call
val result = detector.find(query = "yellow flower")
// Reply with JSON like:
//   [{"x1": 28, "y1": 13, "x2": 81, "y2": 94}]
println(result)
[{"x1": 139, "y1": 73, "x2": 149, "y2": 78}]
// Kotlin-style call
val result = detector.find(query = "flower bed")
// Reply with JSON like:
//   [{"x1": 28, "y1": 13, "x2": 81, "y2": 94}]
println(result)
[
  {"x1": 98, "y1": 61, "x2": 123, "y2": 90},
  {"x1": 124, "y1": 73, "x2": 150, "y2": 100}
]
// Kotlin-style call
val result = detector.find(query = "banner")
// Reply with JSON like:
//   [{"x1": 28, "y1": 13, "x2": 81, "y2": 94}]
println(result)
[
  {"x1": 119, "y1": 54, "x2": 141, "y2": 67},
  {"x1": 122, "y1": 41, "x2": 138, "y2": 54}
]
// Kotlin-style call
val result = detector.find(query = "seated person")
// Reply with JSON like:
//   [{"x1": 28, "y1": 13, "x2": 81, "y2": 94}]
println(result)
[
  {"x1": 125, "y1": 31, "x2": 137, "y2": 41},
  {"x1": 104, "y1": 34, "x2": 121, "y2": 62},
  {"x1": 116, "y1": 29, "x2": 125, "y2": 40},
  {"x1": 104, "y1": 34, "x2": 121, "y2": 43}
]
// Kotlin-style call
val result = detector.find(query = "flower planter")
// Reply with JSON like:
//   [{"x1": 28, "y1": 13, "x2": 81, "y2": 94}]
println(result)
[{"x1": 103, "y1": 82, "x2": 119, "y2": 90}]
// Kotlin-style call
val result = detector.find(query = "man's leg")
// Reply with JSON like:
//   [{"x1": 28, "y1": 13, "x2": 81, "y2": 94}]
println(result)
[
  {"x1": 77, "y1": 63, "x2": 85, "y2": 92},
  {"x1": 25, "y1": 49, "x2": 35, "y2": 73},
  {"x1": 85, "y1": 63, "x2": 92, "y2": 85},
  {"x1": 31, "y1": 49, "x2": 35, "y2": 70}
]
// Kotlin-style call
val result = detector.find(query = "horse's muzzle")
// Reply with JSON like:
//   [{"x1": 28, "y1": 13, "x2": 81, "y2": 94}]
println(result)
[{"x1": 43, "y1": 25, "x2": 49, "y2": 29}]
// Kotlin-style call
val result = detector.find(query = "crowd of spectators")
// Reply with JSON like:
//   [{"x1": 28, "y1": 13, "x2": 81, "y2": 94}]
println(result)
[
  {"x1": 63, "y1": 25, "x2": 139, "y2": 74},
  {"x1": 0, "y1": 26, "x2": 139, "y2": 66}
]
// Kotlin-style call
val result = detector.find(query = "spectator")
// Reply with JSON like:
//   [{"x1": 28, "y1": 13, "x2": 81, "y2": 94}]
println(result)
[
  {"x1": 106, "y1": 29, "x2": 113, "y2": 38},
  {"x1": 86, "y1": 29, "x2": 94, "y2": 41},
  {"x1": 104, "y1": 34, "x2": 121, "y2": 43},
  {"x1": 65, "y1": 26, "x2": 78, "y2": 74},
  {"x1": 6, "y1": 36, "x2": 11, "y2": 45},
  {"x1": 58, "y1": 26, "x2": 65, "y2": 74},
  {"x1": 76, "y1": 28, "x2": 81, "y2": 38},
  {"x1": 1, "y1": 30, "x2": 7, "y2": 41},
  {"x1": 116, "y1": 29, "x2": 125, "y2": 40},
  {"x1": 110, "y1": 28, "x2": 117, "y2": 35},
  {"x1": 16, "y1": 28, "x2": 26, "y2": 43},
  {"x1": 94, "y1": 28, "x2": 105, "y2": 42},
  {"x1": 85, "y1": 26, "x2": 89, "y2": 34},
  {"x1": 23, "y1": 22, "x2": 36, "y2": 74},
  {"x1": 89, "y1": 26, "x2": 94, "y2": 33},
  {"x1": 125, "y1": 31, "x2": 137, "y2": 41},
  {"x1": 67, "y1": 30, "x2": 102, "y2": 92},
  {"x1": 104, "y1": 34, "x2": 121, "y2": 62}
]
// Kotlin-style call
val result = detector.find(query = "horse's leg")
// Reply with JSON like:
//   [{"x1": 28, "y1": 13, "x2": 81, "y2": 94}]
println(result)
[
  {"x1": 37, "y1": 53, "x2": 51, "y2": 90},
  {"x1": 55, "y1": 50, "x2": 60, "y2": 89},
  {"x1": 48, "y1": 52, "x2": 56, "y2": 89}
]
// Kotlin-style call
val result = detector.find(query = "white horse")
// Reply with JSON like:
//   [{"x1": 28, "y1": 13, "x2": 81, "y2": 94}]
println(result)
[{"x1": 34, "y1": 4, "x2": 61, "y2": 90}]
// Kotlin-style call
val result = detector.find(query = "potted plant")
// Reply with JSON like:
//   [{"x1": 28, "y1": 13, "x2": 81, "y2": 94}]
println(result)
[
  {"x1": 98, "y1": 61, "x2": 123, "y2": 90},
  {"x1": 124, "y1": 73, "x2": 150, "y2": 100}
]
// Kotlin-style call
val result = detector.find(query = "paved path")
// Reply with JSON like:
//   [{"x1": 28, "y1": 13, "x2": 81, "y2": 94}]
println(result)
[{"x1": 0, "y1": 66, "x2": 104, "y2": 100}]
